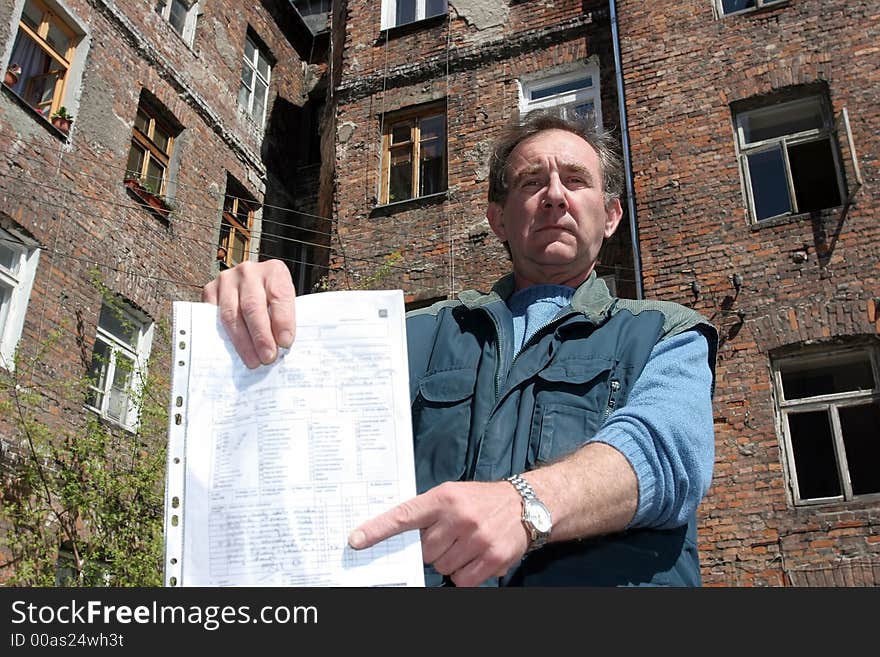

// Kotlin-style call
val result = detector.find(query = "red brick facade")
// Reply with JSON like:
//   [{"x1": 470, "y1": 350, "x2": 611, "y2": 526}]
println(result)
[{"x1": 329, "y1": 0, "x2": 880, "y2": 585}]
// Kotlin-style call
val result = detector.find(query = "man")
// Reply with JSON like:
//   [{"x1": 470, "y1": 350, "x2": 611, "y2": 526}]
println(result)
[{"x1": 203, "y1": 112, "x2": 717, "y2": 586}]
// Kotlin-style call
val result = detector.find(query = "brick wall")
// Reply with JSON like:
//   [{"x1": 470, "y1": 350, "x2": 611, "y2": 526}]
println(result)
[
  {"x1": 330, "y1": 1, "x2": 621, "y2": 299},
  {"x1": 617, "y1": 0, "x2": 880, "y2": 585},
  {"x1": 0, "y1": 0, "x2": 308, "y2": 571}
]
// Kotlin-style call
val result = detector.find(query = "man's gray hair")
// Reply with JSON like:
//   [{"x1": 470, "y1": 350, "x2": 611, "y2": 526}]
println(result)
[{"x1": 487, "y1": 110, "x2": 624, "y2": 206}]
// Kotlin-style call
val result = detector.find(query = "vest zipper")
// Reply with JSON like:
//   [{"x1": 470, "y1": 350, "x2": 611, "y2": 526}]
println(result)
[
  {"x1": 602, "y1": 379, "x2": 621, "y2": 424},
  {"x1": 510, "y1": 311, "x2": 577, "y2": 370}
]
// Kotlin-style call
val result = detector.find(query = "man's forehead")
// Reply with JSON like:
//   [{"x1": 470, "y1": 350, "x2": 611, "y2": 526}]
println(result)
[{"x1": 509, "y1": 129, "x2": 598, "y2": 169}]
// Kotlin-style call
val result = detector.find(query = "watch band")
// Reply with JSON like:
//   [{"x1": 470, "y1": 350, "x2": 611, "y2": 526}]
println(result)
[
  {"x1": 506, "y1": 474, "x2": 551, "y2": 552},
  {"x1": 507, "y1": 473, "x2": 538, "y2": 502}
]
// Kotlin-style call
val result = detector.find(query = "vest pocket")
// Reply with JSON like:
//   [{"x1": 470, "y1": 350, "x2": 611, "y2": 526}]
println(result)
[
  {"x1": 412, "y1": 369, "x2": 476, "y2": 489},
  {"x1": 530, "y1": 358, "x2": 614, "y2": 465}
]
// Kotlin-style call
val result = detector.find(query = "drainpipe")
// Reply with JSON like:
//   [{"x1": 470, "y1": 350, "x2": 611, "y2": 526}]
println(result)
[{"x1": 609, "y1": 0, "x2": 644, "y2": 299}]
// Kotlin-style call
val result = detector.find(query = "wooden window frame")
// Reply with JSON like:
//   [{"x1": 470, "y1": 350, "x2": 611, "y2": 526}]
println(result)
[
  {"x1": 519, "y1": 65, "x2": 603, "y2": 129},
  {"x1": 734, "y1": 94, "x2": 845, "y2": 224},
  {"x1": 13, "y1": 0, "x2": 77, "y2": 119},
  {"x1": 219, "y1": 194, "x2": 256, "y2": 268},
  {"x1": 238, "y1": 34, "x2": 271, "y2": 127},
  {"x1": 155, "y1": 0, "x2": 197, "y2": 43},
  {"x1": 380, "y1": 102, "x2": 447, "y2": 205},
  {"x1": 126, "y1": 103, "x2": 175, "y2": 197},
  {"x1": 773, "y1": 346, "x2": 880, "y2": 506},
  {"x1": 381, "y1": 0, "x2": 448, "y2": 30},
  {"x1": 86, "y1": 301, "x2": 153, "y2": 430},
  {"x1": 717, "y1": 0, "x2": 787, "y2": 18}
]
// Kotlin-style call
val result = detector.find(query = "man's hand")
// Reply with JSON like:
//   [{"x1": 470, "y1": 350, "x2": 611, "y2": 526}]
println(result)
[
  {"x1": 202, "y1": 259, "x2": 297, "y2": 368},
  {"x1": 348, "y1": 481, "x2": 531, "y2": 587}
]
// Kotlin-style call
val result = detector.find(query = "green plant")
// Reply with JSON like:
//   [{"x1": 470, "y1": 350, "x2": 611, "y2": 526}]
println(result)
[
  {"x1": 51, "y1": 106, "x2": 73, "y2": 121},
  {"x1": 0, "y1": 277, "x2": 169, "y2": 586},
  {"x1": 313, "y1": 249, "x2": 403, "y2": 292}
]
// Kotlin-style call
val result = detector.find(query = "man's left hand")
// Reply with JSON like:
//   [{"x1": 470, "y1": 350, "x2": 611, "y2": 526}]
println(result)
[{"x1": 348, "y1": 481, "x2": 531, "y2": 587}]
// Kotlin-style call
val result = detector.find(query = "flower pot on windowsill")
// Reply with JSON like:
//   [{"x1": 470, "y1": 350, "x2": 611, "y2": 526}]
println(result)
[
  {"x1": 124, "y1": 178, "x2": 173, "y2": 220},
  {"x1": 50, "y1": 106, "x2": 74, "y2": 135},
  {"x1": 51, "y1": 116, "x2": 73, "y2": 134},
  {"x1": 4, "y1": 64, "x2": 21, "y2": 87}
]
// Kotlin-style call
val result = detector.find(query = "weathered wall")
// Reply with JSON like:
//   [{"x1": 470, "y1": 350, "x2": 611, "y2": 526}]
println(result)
[{"x1": 617, "y1": 0, "x2": 880, "y2": 585}]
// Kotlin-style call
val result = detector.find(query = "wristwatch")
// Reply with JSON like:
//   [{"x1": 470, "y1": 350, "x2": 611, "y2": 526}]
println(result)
[{"x1": 506, "y1": 474, "x2": 552, "y2": 553}]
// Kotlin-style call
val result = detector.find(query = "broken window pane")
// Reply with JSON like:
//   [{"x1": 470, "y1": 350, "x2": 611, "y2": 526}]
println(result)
[
  {"x1": 839, "y1": 402, "x2": 880, "y2": 496},
  {"x1": 789, "y1": 139, "x2": 841, "y2": 213},
  {"x1": 780, "y1": 353, "x2": 873, "y2": 400},
  {"x1": 788, "y1": 410, "x2": 842, "y2": 500}
]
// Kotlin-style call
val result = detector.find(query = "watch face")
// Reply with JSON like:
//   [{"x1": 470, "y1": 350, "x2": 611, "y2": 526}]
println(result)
[{"x1": 525, "y1": 500, "x2": 552, "y2": 534}]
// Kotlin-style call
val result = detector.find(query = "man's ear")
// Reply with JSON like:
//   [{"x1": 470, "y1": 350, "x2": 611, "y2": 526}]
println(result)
[
  {"x1": 486, "y1": 202, "x2": 507, "y2": 241},
  {"x1": 604, "y1": 197, "x2": 623, "y2": 239}
]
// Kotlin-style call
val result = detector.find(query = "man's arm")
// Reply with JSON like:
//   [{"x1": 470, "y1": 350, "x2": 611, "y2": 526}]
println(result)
[{"x1": 350, "y1": 330, "x2": 715, "y2": 586}]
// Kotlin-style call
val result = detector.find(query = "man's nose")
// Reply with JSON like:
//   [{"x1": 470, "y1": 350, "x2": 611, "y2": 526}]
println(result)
[{"x1": 543, "y1": 174, "x2": 568, "y2": 209}]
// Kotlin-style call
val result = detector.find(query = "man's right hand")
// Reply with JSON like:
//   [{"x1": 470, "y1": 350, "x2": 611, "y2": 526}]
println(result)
[{"x1": 202, "y1": 259, "x2": 297, "y2": 368}]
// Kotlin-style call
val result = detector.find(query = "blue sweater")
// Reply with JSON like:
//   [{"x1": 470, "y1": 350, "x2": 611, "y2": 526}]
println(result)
[{"x1": 508, "y1": 284, "x2": 714, "y2": 530}]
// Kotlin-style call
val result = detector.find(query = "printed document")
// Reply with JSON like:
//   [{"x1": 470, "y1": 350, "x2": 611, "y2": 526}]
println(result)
[{"x1": 164, "y1": 290, "x2": 424, "y2": 587}]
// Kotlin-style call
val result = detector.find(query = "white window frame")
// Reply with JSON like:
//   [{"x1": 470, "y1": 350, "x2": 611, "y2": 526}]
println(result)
[
  {"x1": 518, "y1": 65, "x2": 603, "y2": 129},
  {"x1": 734, "y1": 95, "x2": 845, "y2": 223},
  {"x1": 238, "y1": 34, "x2": 271, "y2": 128},
  {"x1": 0, "y1": 227, "x2": 40, "y2": 371},
  {"x1": 155, "y1": 0, "x2": 199, "y2": 46},
  {"x1": 381, "y1": 0, "x2": 448, "y2": 30},
  {"x1": 86, "y1": 301, "x2": 153, "y2": 430},
  {"x1": 716, "y1": 0, "x2": 786, "y2": 17},
  {"x1": 773, "y1": 346, "x2": 880, "y2": 506}
]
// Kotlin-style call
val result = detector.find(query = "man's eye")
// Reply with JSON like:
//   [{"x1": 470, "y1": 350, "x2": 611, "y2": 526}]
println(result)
[{"x1": 522, "y1": 179, "x2": 543, "y2": 188}]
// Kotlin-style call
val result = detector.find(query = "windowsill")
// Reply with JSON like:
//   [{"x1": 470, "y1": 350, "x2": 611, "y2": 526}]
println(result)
[
  {"x1": 1, "y1": 83, "x2": 71, "y2": 141},
  {"x1": 124, "y1": 178, "x2": 174, "y2": 222},
  {"x1": 371, "y1": 190, "x2": 447, "y2": 217},
  {"x1": 377, "y1": 12, "x2": 448, "y2": 41},
  {"x1": 85, "y1": 405, "x2": 136, "y2": 435},
  {"x1": 749, "y1": 205, "x2": 842, "y2": 231},
  {"x1": 719, "y1": 0, "x2": 790, "y2": 20},
  {"x1": 793, "y1": 491, "x2": 880, "y2": 509}
]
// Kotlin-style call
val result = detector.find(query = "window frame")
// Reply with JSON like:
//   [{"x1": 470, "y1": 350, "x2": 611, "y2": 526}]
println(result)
[
  {"x1": 381, "y1": 0, "x2": 448, "y2": 30},
  {"x1": 218, "y1": 192, "x2": 257, "y2": 268},
  {"x1": 773, "y1": 345, "x2": 880, "y2": 506},
  {"x1": 519, "y1": 65, "x2": 603, "y2": 129},
  {"x1": 716, "y1": 0, "x2": 786, "y2": 17},
  {"x1": 238, "y1": 34, "x2": 271, "y2": 128},
  {"x1": 7, "y1": 0, "x2": 80, "y2": 120},
  {"x1": 86, "y1": 301, "x2": 153, "y2": 431},
  {"x1": 734, "y1": 94, "x2": 845, "y2": 224},
  {"x1": 125, "y1": 101, "x2": 176, "y2": 197},
  {"x1": 379, "y1": 102, "x2": 447, "y2": 206},
  {"x1": 0, "y1": 227, "x2": 40, "y2": 371},
  {"x1": 154, "y1": 0, "x2": 199, "y2": 45}
]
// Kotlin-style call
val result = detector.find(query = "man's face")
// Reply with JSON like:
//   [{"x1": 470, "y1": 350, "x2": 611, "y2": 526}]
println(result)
[{"x1": 486, "y1": 129, "x2": 622, "y2": 288}]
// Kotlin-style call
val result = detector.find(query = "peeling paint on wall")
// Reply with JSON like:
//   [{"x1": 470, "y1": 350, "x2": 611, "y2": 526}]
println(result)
[{"x1": 450, "y1": 0, "x2": 509, "y2": 32}]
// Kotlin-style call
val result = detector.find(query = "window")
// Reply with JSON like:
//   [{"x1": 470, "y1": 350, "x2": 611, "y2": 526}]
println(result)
[
  {"x1": 86, "y1": 301, "x2": 153, "y2": 429},
  {"x1": 0, "y1": 227, "x2": 40, "y2": 370},
  {"x1": 773, "y1": 346, "x2": 880, "y2": 505},
  {"x1": 519, "y1": 66, "x2": 602, "y2": 128},
  {"x1": 381, "y1": 0, "x2": 447, "y2": 30},
  {"x1": 718, "y1": 0, "x2": 786, "y2": 16},
  {"x1": 155, "y1": 0, "x2": 198, "y2": 44},
  {"x1": 125, "y1": 99, "x2": 176, "y2": 197},
  {"x1": 238, "y1": 34, "x2": 271, "y2": 127},
  {"x1": 734, "y1": 94, "x2": 844, "y2": 222},
  {"x1": 218, "y1": 181, "x2": 257, "y2": 268},
  {"x1": 5, "y1": 0, "x2": 81, "y2": 119},
  {"x1": 381, "y1": 103, "x2": 447, "y2": 204}
]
